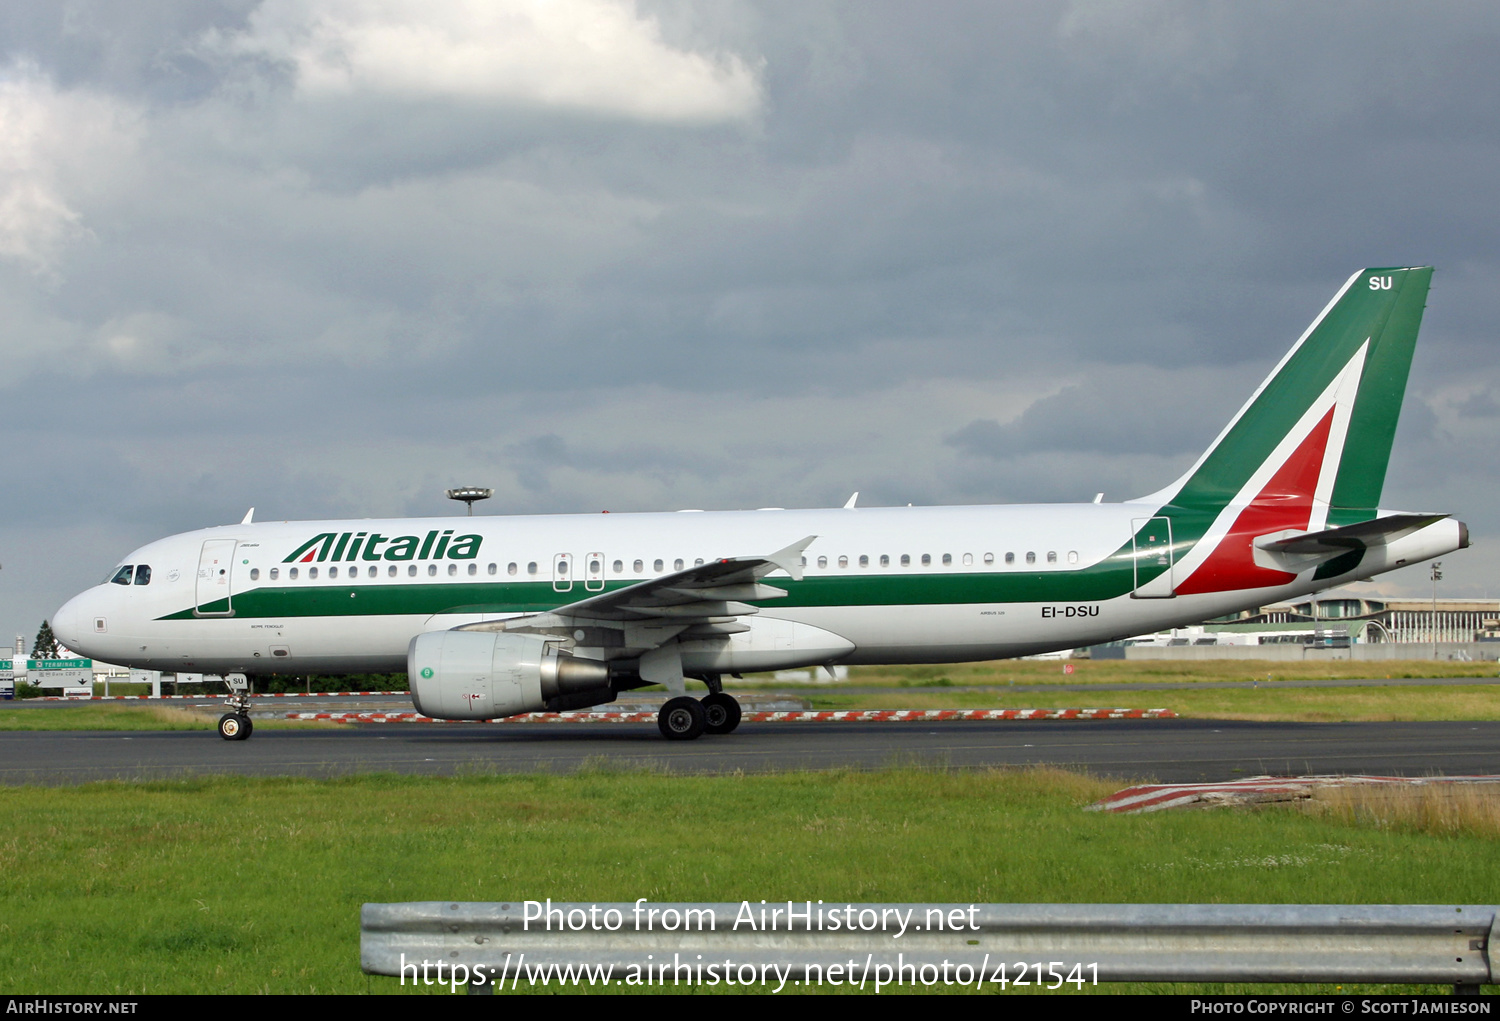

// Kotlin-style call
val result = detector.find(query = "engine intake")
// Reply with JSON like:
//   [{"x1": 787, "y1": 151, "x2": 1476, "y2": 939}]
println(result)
[{"x1": 408, "y1": 630, "x2": 610, "y2": 720}]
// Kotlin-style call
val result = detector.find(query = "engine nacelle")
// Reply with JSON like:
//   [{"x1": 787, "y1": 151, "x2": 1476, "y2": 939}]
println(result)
[{"x1": 408, "y1": 630, "x2": 610, "y2": 720}]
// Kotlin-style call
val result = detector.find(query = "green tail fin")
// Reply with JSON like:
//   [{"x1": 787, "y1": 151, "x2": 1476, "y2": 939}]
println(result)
[{"x1": 1148, "y1": 266, "x2": 1431, "y2": 523}]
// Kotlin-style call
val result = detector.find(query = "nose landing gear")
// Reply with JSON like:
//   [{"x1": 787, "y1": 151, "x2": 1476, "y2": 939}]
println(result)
[
  {"x1": 217, "y1": 712, "x2": 252, "y2": 740},
  {"x1": 218, "y1": 673, "x2": 254, "y2": 741}
]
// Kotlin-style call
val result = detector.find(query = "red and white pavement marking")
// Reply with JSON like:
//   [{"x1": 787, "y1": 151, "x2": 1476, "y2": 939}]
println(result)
[
  {"x1": 36, "y1": 691, "x2": 407, "y2": 701},
  {"x1": 1090, "y1": 774, "x2": 1500, "y2": 814},
  {"x1": 281, "y1": 707, "x2": 1176, "y2": 724}
]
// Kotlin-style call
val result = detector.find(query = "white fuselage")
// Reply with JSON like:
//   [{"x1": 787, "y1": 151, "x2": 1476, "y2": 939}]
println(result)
[{"x1": 50, "y1": 502, "x2": 1465, "y2": 677}]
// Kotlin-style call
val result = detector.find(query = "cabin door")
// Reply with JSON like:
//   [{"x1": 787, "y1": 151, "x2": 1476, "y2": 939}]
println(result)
[
  {"x1": 1130, "y1": 517, "x2": 1175, "y2": 598},
  {"x1": 195, "y1": 539, "x2": 237, "y2": 616}
]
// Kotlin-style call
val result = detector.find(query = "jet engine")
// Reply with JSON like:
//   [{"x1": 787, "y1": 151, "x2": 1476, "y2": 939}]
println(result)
[{"x1": 408, "y1": 630, "x2": 611, "y2": 720}]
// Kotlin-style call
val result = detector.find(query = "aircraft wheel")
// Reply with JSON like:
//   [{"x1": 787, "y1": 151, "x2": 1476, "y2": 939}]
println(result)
[
  {"x1": 701, "y1": 692, "x2": 742, "y2": 735},
  {"x1": 657, "y1": 696, "x2": 706, "y2": 741},
  {"x1": 218, "y1": 713, "x2": 251, "y2": 741}
]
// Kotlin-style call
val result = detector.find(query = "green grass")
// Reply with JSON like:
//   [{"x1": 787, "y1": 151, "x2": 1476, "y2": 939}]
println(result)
[
  {"x1": 0, "y1": 768, "x2": 1496, "y2": 995},
  {"x1": 0, "y1": 705, "x2": 340, "y2": 731},
  {"x1": 804, "y1": 683, "x2": 1500, "y2": 721},
  {"x1": 820, "y1": 660, "x2": 1500, "y2": 686},
  {"x1": 9, "y1": 657, "x2": 1500, "y2": 727}
]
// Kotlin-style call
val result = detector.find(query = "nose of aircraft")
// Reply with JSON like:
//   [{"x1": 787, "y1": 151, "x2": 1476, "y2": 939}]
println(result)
[{"x1": 51, "y1": 589, "x2": 94, "y2": 653}]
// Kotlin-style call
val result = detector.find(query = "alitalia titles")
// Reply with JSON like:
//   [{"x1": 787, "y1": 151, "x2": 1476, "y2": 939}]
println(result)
[{"x1": 282, "y1": 530, "x2": 483, "y2": 564}]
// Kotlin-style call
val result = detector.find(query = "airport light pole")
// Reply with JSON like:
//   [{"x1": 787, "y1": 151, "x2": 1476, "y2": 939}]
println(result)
[
  {"x1": 446, "y1": 487, "x2": 493, "y2": 516},
  {"x1": 1430, "y1": 561, "x2": 1443, "y2": 660}
]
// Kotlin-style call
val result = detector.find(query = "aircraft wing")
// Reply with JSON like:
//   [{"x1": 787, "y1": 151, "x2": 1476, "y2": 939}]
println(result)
[
  {"x1": 1254, "y1": 513, "x2": 1450, "y2": 555},
  {"x1": 455, "y1": 535, "x2": 816, "y2": 640}
]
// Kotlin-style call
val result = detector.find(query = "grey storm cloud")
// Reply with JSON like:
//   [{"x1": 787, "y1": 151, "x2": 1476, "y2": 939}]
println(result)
[
  {"x1": 944, "y1": 366, "x2": 1257, "y2": 460},
  {"x1": 0, "y1": 0, "x2": 1498, "y2": 631}
]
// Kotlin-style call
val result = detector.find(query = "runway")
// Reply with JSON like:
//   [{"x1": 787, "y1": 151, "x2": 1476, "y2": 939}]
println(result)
[{"x1": 4, "y1": 719, "x2": 1498, "y2": 785}]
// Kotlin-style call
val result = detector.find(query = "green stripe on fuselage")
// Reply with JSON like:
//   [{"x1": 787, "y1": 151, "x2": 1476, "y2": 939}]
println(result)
[{"x1": 159, "y1": 547, "x2": 1166, "y2": 621}]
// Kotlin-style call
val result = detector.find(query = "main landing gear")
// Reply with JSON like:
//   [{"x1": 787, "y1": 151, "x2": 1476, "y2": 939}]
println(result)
[
  {"x1": 657, "y1": 691, "x2": 742, "y2": 741},
  {"x1": 701, "y1": 692, "x2": 742, "y2": 734}
]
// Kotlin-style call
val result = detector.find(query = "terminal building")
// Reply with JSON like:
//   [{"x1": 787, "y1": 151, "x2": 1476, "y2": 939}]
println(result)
[{"x1": 1098, "y1": 590, "x2": 1500, "y2": 661}]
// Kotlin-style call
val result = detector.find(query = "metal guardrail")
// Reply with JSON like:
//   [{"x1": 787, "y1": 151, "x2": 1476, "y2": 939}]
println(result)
[{"x1": 362, "y1": 901, "x2": 1497, "y2": 992}]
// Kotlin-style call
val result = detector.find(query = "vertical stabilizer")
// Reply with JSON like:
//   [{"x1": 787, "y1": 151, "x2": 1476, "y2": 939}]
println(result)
[
  {"x1": 1140, "y1": 267, "x2": 1430, "y2": 521},
  {"x1": 1126, "y1": 267, "x2": 1431, "y2": 597}
]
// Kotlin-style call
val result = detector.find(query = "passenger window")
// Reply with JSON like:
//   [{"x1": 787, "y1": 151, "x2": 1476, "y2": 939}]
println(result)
[
  {"x1": 942, "y1": 554, "x2": 952, "y2": 566},
  {"x1": 1025, "y1": 552, "x2": 1036, "y2": 565},
  {"x1": 1005, "y1": 552, "x2": 1015, "y2": 565},
  {"x1": 633, "y1": 560, "x2": 643, "y2": 573},
  {"x1": 428, "y1": 564, "x2": 437, "y2": 577},
  {"x1": 249, "y1": 568, "x2": 259, "y2": 581},
  {"x1": 468, "y1": 563, "x2": 477, "y2": 576},
  {"x1": 817, "y1": 556, "x2": 828, "y2": 568},
  {"x1": 408, "y1": 565, "x2": 417, "y2": 577},
  {"x1": 1068, "y1": 551, "x2": 1079, "y2": 564},
  {"x1": 613, "y1": 560, "x2": 623, "y2": 574},
  {"x1": 653, "y1": 559, "x2": 664, "y2": 572},
  {"x1": 695, "y1": 558, "x2": 704, "y2": 567},
  {"x1": 983, "y1": 553, "x2": 994, "y2": 565},
  {"x1": 838, "y1": 556, "x2": 849, "y2": 568},
  {"x1": 488, "y1": 563, "x2": 497, "y2": 575},
  {"x1": 389, "y1": 565, "x2": 397, "y2": 577},
  {"x1": 880, "y1": 554, "x2": 889, "y2": 567},
  {"x1": 330, "y1": 566, "x2": 339, "y2": 578},
  {"x1": 270, "y1": 568, "x2": 279, "y2": 581},
  {"x1": 509, "y1": 563, "x2": 518, "y2": 575},
  {"x1": 963, "y1": 553, "x2": 973, "y2": 566},
  {"x1": 368, "y1": 565, "x2": 377, "y2": 578},
  {"x1": 110, "y1": 565, "x2": 133, "y2": 586},
  {"x1": 1047, "y1": 551, "x2": 1057, "y2": 564},
  {"x1": 900, "y1": 554, "x2": 910, "y2": 566},
  {"x1": 921, "y1": 554, "x2": 931, "y2": 566},
  {"x1": 859, "y1": 555, "x2": 869, "y2": 567},
  {"x1": 527, "y1": 562, "x2": 538, "y2": 575},
  {"x1": 674, "y1": 558, "x2": 684, "y2": 571},
  {"x1": 448, "y1": 563, "x2": 458, "y2": 576},
  {"x1": 289, "y1": 567, "x2": 299, "y2": 580},
  {"x1": 309, "y1": 567, "x2": 319, "y2": 579}
]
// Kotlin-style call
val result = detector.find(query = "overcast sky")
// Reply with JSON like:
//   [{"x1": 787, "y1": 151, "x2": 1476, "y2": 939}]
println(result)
[{"x1": 1, "y1": 1, "x2": 1497, "y2": 639}]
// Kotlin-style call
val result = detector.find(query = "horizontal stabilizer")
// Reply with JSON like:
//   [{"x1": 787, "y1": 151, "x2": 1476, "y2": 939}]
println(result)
[{"x1": 1255, "y1": 513, "x2": 1450, "y2": 555}]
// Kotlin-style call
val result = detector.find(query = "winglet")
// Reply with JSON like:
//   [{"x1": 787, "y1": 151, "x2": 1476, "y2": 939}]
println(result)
[
  {"x1": 241, "y1": 507, "x2": 255, "y2": 525},
  {"x1": 768, "y1": 535, "x2": 817, "y2": 581},
  {"x1": 843, "y1": 492, "x2": 859, "y2": 509}
]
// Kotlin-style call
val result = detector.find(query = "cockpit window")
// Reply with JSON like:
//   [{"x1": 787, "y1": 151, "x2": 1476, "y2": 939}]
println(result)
[
  {"x1": 109, "y1": 565, "x2": 133, "y2": 586},
  {"x1": 134, "y1": 565, "x2": 151, "y2": 586}
]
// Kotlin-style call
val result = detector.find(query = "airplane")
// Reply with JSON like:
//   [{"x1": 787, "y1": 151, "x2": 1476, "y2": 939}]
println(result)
[{"x1": 51, "y1": 266, "x2": 1466, "y2": 742}]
